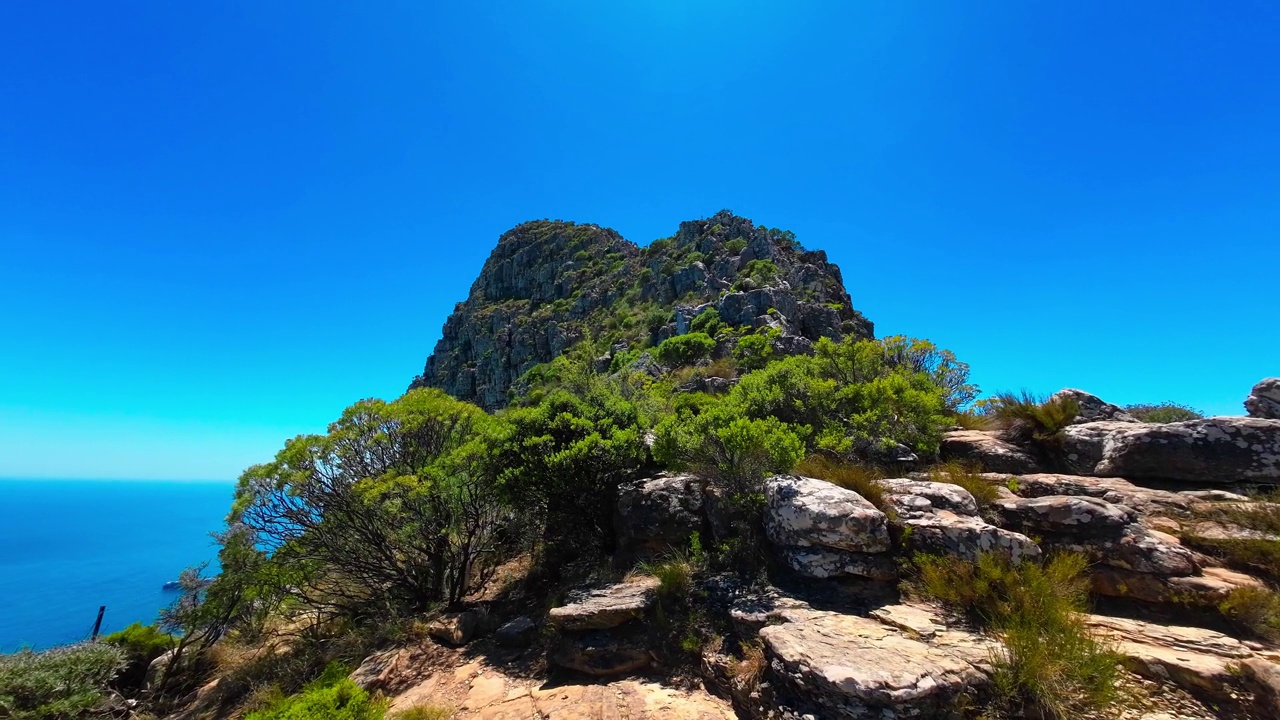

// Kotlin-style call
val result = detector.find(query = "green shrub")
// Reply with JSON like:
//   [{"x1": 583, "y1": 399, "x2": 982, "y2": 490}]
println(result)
[
  {"x1": 794, "y1": 455, "x2": 886, "y2": 509},
  {"x1": 912, "y1": 552, "x2": 1117, "y2": 718},
  {"x1": 928, "y1": 461, "x2": 1000, "y2": 507},
  {"x1": 725, "y1": 237, "x2": 748, "y2": 254},
  {"x1": 245, "y1": 663, "x2": 386, "y2": 720},
  {"x1": 655, "y1": 333, "x2": 716, "y2": 367},
  {"x1": 655, "y1": 411, "x2": 803, "y2": 500},
  {"x1": 0, "y1": 643, "x2": 127, "y2": 720},
  {"x1": 689, "y1": 308, "x2": 726, "y2": 337},
  {"x1": 732, "y1": 329, "x2": 778, "y2": 371},
  {"x1": 1218, "y1": 586, "x2": 1280, "y2": 641},
  {"x1": 1124, "y1": 402, "x2": 1204, "y2": 423},
  {"x1": 103, "y1": 622, "x2": 175, "y2": 663},
  {"x1": 988, "y1": 391, "x2": 1079, "y2": 445},
  {"x1": 736, "y1": 259, "x2": 780, "y2": 288}
]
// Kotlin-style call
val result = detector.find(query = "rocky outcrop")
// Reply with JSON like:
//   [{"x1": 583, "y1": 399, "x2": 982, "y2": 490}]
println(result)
[
  {"x1": 764, "y1": 475, "x2": 890, "y2": 554},
  {"x1": 1246, "y1": 378, "x2": 1280, "y2": 419},
  {"x1": 878, "y1": 478, "x2": 1040, "y2": 564},
  {"x1": 759, "y1": 605, "x2": 996, "y2": 718},
  {"x1": 1094, "y1": 417, "x2": 1280, "y2": 483},
  {"x1": 615, "y1": 474, "x2": 705, "y2": 559},
  {"x1": 940, "y1": 430, "x2": 1041, "y2": 474},
  {"x1": 428, "y1": 611, "x2": 480, "y2": 646},
  {"x1": 548, "y1": 577, "x2": 661, "y2": 676},
  {"x1": 410, "y1": 211, "x2": 873, "y2": 410},
  {"x1": 549, "y1": 576, "x2": 659, "y2": 631},
  {"x1": 1051, "y1": 388, "x2": 1139, "y2": 424}
]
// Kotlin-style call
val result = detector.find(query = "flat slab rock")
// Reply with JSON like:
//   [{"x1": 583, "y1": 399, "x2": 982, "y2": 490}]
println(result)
[
  {"x1": 548, "y1": 576, "x2": 659, "y2": 631},
  {"x1": 764, "y1": 475, "x2": 890, "y2": 553},
  {"x1": 993, "y1": 494, "x2": 1135, "y2": 538},
  {"x1": 940, "y1": 430, "x2": 1041, "y2": 474},
  {"x1": 759, "y1": 605, "x2": 996, "y2": 717}
]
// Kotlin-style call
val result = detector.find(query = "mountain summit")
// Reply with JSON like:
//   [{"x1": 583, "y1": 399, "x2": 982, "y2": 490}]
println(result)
[{"x1": 410, "y1": 211, "x2": 873, "y2": 409}]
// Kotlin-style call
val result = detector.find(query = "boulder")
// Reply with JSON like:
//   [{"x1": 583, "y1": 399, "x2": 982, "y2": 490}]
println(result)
[
  {"x1": 759, "y1": 608, "x2": 996, "y2": 718},
  {"x1": 428, "y1": 611, "x2": 480, "y2": 646},
  {"x1": 1094, "y1": 417, "x2": 1280, "y2": 484},
  {"x1": 615, "y1": 474, "x2": 705, "y2": 558},
  {"x1": 992, "y1": 495, "x2": 1134, "y2": 539},
  {"x1": 1051, "y1": 388, "x2": 1139, "y2": 424},
  {"x1": 899, "y1": 510, "x2": 1041, "y2": 565},
  {"x1": 997, "y1": 472, "x2": 1194, "y2": 517},
  {"x1": 1091, "y1": 566, "x2": 1263, "y2": 604},
  {"x1": 1059, "y1": 421, "x2": 1135, "y2": 475},
  {"x1": 940, "y1": 430, "x2": 1041, "y2": 474},
  {"x1": 548, "y1": 577, "x2": 659, "y2": 631},
  {"x1": 1246, "y1": 378, "x2": 1280, "y2": 419},
  {"x1": 778, "y1": 545, "x2": 898, "y2": 581},
  {"x1": 764, "y1": 475, "x2": 890, "y2": 553},
  {"x1": 878, "y1": 478, "x2": 980, "y2": 517},
  {"x1": 551, "y1": 628, "x2": 650, "y2": 677},
  {"x1": 495, "y1": 616, "x2": 537, "y2": 647},
  {"x1": 1085, "y1": 615, "x2": 1254, "y2": 698}
]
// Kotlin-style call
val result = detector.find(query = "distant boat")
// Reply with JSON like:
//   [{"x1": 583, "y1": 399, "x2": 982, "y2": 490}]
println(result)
[{"x1": 162, "y1": 578, "x2": 213, "y2": 592}]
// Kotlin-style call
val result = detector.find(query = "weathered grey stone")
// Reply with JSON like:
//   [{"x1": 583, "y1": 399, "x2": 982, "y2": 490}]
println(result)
[
  {"x1": 764, "y1": 475, "x2": 890, "y2": 553},
  {"x1": 998, "y1": 472, "x2": 1194, "y2": 517},
  {"x1": 878, "y1": 478, "x2": 979, "y2": 517},
  {"x1": 495, "y1": 616, "x2": 537, "y2": 647},
  {"x1": 1094, "y1": 417, "x2": 1280, "y2": 484},
  {"x1": 1059, "y1": 421, "x2": 1136, "y2": 475},
  {"x1": 615, "y1": 474, "x2": 704, "y2": 558},
  {"x1": 992, "y1": 495, "x2": 1134, "y2": 539},
  {"x1": 1051, "y1": 388, "x2": 1139, "y2": 424},
  {"x1": 899, "y1": 510, "x2": 1041, "y2": 564},
  {"x1": 940, "y1": 430, "x2": 1041, "y2": 474},
  {"x1": 1086, "y1": 615, "x2": 1255, "y2": 697},
  {"x1": 1245, "y1": 378, "x2": 1280, "y2": 419},
  {"x1": 759, "y1": 608, "x2": 995, "y2": 718},
  {"x1": 549, "y1": 577, "x2": 659, "y2": 631},
  {"x1": 1091, "y1": 566, "x2": 1263, "y2": 604},
  {"x1": 778, "y1": 545, "x2": 897, "y2": 581}
]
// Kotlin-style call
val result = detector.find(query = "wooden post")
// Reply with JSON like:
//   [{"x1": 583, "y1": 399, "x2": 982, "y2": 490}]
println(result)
[{"x1": 90, "y1": 606, "x2": 106, "y2": 640}]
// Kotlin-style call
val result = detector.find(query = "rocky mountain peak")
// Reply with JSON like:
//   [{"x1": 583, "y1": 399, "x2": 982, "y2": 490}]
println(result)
[{"x1": 411, "y1": 212, "x2": 874, "y2": 410}]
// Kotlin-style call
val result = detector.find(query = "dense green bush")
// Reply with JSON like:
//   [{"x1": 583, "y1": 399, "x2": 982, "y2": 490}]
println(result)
[
  {"x1": 689, "y1": 308, "x2": 726, "y2": 337},
  {"x1": 1124, "y1": 402, "x2": 1204, "y2": 423},
  {"x1": 732, "y1": 328, "x2": 778, "y2": 371},
  {"x1": 245, "y1": 663, "x2": 386, "y2": 720},
  {"x1": 0, "y1": 643, "x2": 126, "y2": 720},
  {"x1": 103, "y1": 622, "x2": 175, "y2": 663},
  {"x1": 654, "y1": 332, "x2": 715, "y2": 367}
]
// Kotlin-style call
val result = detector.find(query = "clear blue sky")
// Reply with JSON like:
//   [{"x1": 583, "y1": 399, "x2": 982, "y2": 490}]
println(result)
[{"x1": 2, "y1": 2, "x2": 1277, "y2": 480}]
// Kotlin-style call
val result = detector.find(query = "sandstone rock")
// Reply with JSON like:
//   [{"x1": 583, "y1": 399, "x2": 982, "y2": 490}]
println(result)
[
  {"x1": 548, "y1": 577, "x2": 659, "y2": 631},
  {"x1": 551, "y1": 628, "x2": 650, "y2": 677},
  {"x1": 1094, "y1": 417, "x2": 1280, "y2": 483},
  {"x1": 999, "y1": 472, "x2": 1195, "y2": 517},
  {"x1": 1051, "y1": 388, "x2": 1139, "y2": 424},
  {"x1": 1092, "y1": 565, "x2": 1263, "y2": 604},
  {"x1": 1086, "y1": 615, "x2": 1253, "y2": 696},
  {"x1": 940, "y1": 430, "x2": 1041, "y2": 474},
  {"x1": 992, "y1": 495, "x2": 1134, "y2": 538},
  {"x1": 759, "y1": 608, "x2": 995, "y2": 717},
  {"x1": 428, "y1": 611, "x2": 481, "y2": 646},
  {"x1": 778, "y1": 545, "x2": 897, "y2": 581},
  {"x1": 615, "y1": 474, "x2": 705, "y2": 558},
  {"x1": 495, "y1": 616, "x2": 537, "y2": 647},
  {"x1": 764, "y1": 475, "x2": 890, "y2": 553},
  {"x1": 1245, "y1": 378, "x2": 1280, "y2": 419}
]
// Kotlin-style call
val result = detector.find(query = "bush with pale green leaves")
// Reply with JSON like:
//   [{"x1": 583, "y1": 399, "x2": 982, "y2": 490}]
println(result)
[{"x1": 0, "y1": 643, "x2": 126, "y2": 720}]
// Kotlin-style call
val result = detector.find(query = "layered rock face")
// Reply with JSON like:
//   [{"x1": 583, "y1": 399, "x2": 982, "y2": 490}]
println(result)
[{"x1": 410, "y1": 211, "x2": 873, "y2": 410}]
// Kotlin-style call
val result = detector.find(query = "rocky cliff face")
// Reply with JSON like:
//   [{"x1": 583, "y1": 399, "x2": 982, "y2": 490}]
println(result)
[{"x1": 410, "y1": 211, "x2": 873, "y2": 410}]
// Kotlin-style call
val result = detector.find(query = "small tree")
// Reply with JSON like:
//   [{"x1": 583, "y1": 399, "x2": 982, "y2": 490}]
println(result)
[{"x1": 655, "y1": 332, "x2": 716, "y2": 367}]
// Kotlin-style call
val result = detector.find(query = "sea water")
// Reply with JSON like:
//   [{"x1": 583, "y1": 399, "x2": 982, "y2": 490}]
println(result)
[{"x1": 0, "y1": 479, "x2": 234, "y2": 651}]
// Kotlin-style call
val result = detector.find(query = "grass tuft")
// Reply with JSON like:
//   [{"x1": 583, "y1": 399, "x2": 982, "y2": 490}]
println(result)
[
  {"x1": 794, "y1": 454, "x2": 886, "y2": 508},
  {"x1": 927, "y1": 461, "x2": 1001, "y2": 507},
  {"x1": 1218, "y1": 586, "x2": 1280, "y2": 642},
  {"x1": 950, "y1": 411, "x2": 994, "y2": 431},
  {"x1": 637, "y1": 554, "x2": 695, "y2": 603},
  {"x1": 1180, "y1": 536, "x2": 1280, "y2": 584},
  {"x1": 1124, "y1": 402, "x2": 1204, "y2": 423},
  {"x1": 730, "y1": 642, "x2": 767, "y2": 690},
  {"x1": 912, "y1": 552, "x2": 1118, "y2": 719},
  {"x1": 988, "y1": 391, "x2": 1080, "y2": 445},
  {"x1": 391, "y1": 705, "x2": 456, "y2": 720}
]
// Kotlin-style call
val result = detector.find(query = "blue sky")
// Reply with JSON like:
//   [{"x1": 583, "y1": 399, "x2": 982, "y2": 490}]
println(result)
[{"x1": 2, "y1": 2, "x2": 1277, "y2": 480}]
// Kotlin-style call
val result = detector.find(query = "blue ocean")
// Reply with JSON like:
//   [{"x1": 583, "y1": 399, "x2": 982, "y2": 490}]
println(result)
[{"x1": 0, "y1": 479, "x2": 234, "y2": 651}]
